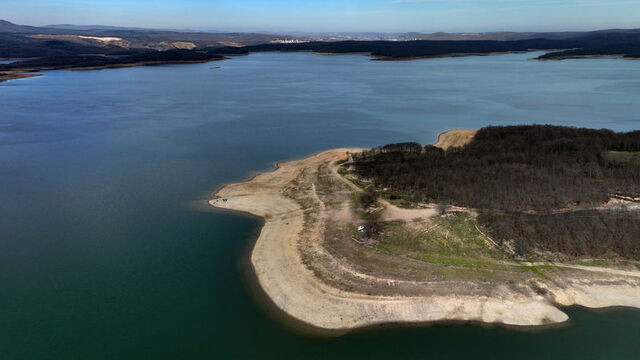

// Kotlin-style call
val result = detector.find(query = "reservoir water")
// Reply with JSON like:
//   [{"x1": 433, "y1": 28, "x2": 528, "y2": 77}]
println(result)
[{"x1": 1, "y1": 52, "x2": 640, "y2": 359}]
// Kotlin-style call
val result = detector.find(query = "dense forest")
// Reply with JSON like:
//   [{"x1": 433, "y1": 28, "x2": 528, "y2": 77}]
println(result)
[
  {"x1": 0, "y1": 49, "x2": 225, "y2": 70},
  {"x1": 351, "y1": 125, "x2": 640, "y2": 260},
  {"x1": 0, "y1": 33, "x2": 127, "y2": 58},
  {"x1": 537, "y1": 32, "x2": 640, "y2": 59},
  {"x1": 216, "y1": 39, "x2": 577, "y2": 59},
  {"x1": 478, "y1": 211, "x2": 640, "y2": 260},
  {"x1": 352, "y1": 125, "x2": 640, "y2": 211}
]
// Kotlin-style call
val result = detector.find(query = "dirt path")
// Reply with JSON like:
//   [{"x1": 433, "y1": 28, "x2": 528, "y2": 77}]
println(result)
[{"x1": 329, "y1": 158, "x2": 361, "y2": 192}]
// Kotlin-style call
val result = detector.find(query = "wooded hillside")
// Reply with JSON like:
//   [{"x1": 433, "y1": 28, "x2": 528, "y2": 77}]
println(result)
[
  {"x1": 351, "y1": 125, "x2": 640, "y2": 260},
  {"x1": 352, "y1": 125, "x2": 640, "y2": 211}
]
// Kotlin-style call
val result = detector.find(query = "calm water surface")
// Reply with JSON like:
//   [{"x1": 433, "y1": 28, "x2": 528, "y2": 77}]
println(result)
[{"x1": 1, "y1": 52, "x2": 640, "y2": 359}]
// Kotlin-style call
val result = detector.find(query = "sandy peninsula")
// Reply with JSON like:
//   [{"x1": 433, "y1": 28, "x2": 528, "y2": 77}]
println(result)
[
  {"x1": 0, "y1": 71, "x2": 42, "y2": 82},
  {"x1": 210, "y1": 131, "x2": 640, "y2": 331}
]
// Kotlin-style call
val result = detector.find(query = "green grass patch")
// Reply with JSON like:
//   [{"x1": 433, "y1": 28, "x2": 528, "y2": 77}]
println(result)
[
  {"x1": 518, "y1": 265, "x2": 552, "y2": 279},
  {"x1": 350, "y1": 191, "x2": 361, "y2": 208},
  {"x1": 605, "y1": 150, "x2": 640, "y2": 165},
  {"x1": 378, "y1": 191, "x2": 418, "y2": 209},
  {"x1": 337, "y1": 166, "x2": 368, "y2": 190},
  {"x1": 376, "y1": 212, "x2": 507, "y2": 269},
  {"x1": 347, "y1": 177, "x2": 367, "y2": 190}
]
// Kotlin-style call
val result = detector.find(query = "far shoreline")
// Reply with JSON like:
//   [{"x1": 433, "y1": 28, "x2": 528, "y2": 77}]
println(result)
[
  {"x1": 0, "y1": 72, "x2": 42, "y2": 82},
  {"x1": 3, "y1": 48, "x2": 639, "y2": 83}
]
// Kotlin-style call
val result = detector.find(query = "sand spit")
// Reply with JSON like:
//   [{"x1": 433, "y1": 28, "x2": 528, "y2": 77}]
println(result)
[
  {"x1": 67, "y1": 58, "x2": 226, "y2": 71},
  {"x1": 0, "y1": 72, "x2": 42, "y2": 82},
  {"x1": 210, "y1": 143, "x2": 640, "y2": 331}
]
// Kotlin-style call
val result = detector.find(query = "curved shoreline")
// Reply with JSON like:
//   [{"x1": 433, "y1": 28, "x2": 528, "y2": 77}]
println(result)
[
  {"x1": 0, "y1": 71, "x2": 42, "y2": 82},
  {"x1": 210, "y1": 142, "x2": 640, "y2": 331}
]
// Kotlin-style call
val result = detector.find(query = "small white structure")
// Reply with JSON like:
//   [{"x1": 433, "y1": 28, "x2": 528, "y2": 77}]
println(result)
[{"x1": 357, "y1": 225, "x2": 365, "y2": 233}]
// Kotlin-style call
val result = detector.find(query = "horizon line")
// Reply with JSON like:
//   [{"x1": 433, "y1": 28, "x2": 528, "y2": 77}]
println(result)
[{"x1": 3, "y1": 19, "x2": 639, "y2": 36}]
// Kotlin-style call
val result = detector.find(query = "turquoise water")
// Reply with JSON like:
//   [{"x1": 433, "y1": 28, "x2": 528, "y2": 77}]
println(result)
[{"x1": 1, "y1": 52, "x2": 640, "y2": 359}]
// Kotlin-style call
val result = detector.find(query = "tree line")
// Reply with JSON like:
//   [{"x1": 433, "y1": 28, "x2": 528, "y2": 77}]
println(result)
[
  {"x1": 352, "y1": 125, "x2": 640, "y2": 211},
  {"x1": 478, "y1": 211, "x2": 640, "y2": 260}
]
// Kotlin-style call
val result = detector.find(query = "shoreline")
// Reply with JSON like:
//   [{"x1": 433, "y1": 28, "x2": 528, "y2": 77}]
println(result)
[
  {"x1": 210, "y1": 138, "x2": 640, "y2": 332},
  {"x1": 67, "y1": 57, "x2": 228, "y2": 71},
  {"x1": 0, "y1": 57, "x2": 229, "y2": 80},
  {"x1": 3, "y1": 48, "x2": 638, "y2": 80},
  {"x1": 0, "y1": 72, "x2": 43, "y2": 82},
  {"x1": 0, "y1": 58, "x2": 228, "y2": 83},
  {"x1": 371, "y1": 50, "x2": 532, "y2": 61},
  {"x1": 537, "y1": 54, "x2": 640, "y2": 61}
]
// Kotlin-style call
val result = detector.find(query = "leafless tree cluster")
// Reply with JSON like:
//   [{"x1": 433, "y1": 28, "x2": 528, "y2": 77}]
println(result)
[{"x1": 351, "y1": 125, "x2": 640, "y2": 259}]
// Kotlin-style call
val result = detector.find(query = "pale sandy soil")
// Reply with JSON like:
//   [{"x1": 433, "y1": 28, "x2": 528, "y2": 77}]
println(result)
[
  {"x1": 77, "y1": 35, "x2": 123, "y2": 43},
  {"x1": 151, "y1": 41, "x2": 197, "y2": 50},
  {"x1": 29, "y1": 34, "x2": 123, "y2": 43},
  {"x1": 434, "y1": 129, "x2": 477, "y2": 150},
  {"x1": 218, "y1": 41, "x2": 245, "y2": 47},
  {"x1": 378, "y1": 199, "x2": 437, "y2": 222},
  {"x1": 210, "y1": 144, "x2": 640, "y2": 331}
]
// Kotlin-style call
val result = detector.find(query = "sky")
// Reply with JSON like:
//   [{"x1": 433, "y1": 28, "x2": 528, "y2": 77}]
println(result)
[{"x1": 4, "y1": 0, "x2": 640, "y2": 33}]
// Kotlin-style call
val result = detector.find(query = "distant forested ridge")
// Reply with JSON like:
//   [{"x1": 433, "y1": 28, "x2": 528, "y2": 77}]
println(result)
[
  {"x1": 214, "y1": 39, "x2": 576, "y2": 59},
  {"x1": 0, "y1": 49, "x2": 225, "y2": 70},
  {"x1": 230, "y1": 30, "x2": 640, "y2": 60},
  {"x1": 351, "y1": 125, "x2": 640, "y2": 260},
  {"x1": 2, "y1": 38, "x2": 575, "y2": 71},
  {"x1": 537, "y1": 31, "x2": 640, "y2": 59},
  {"x1": 2, "y1": 30, "x2": 640, "y2": 73}
]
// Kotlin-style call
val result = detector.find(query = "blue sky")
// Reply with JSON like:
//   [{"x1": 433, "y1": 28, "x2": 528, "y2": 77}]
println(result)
[{"x1": 4, "y1": 0, "x2": 640, "y2": 33}]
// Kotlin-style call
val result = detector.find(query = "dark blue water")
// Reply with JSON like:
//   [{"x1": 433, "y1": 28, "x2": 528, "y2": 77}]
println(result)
[{"x1": 1, "y1": 52, "x2": 640, "y2": 359}]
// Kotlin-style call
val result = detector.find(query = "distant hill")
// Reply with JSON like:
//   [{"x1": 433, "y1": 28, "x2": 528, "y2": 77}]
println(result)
[
  {"x1": 413, "y1": 31, "x2": 584, "y2": 41},
  {"x1": 295, "y1": 29, "x2": 640, "y2": 41},
  {"x1": 44, "y1": 24, "x2": 147, "y2": 31},
  {"x1": 225, "y1": 32, "x2": 640, "y2": 60},
  {"x1": 0, "y1": 19, "x2": 291, "y2": 51},
  {"x1": 5, "y1": 19, "x2": 640, "y2": 45},
  {"x1": 2, "y1": 18, "x2": 640, "y2": 73},
  {"x1": 44, "y1": 24, "x2": 225, "y2": 33},
  {"x1": 0, "y1": 19, "x2": 41, "y2": 33},
  {"x1": 0, "y1": 33, "x2": 127, "y2": 58}
]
